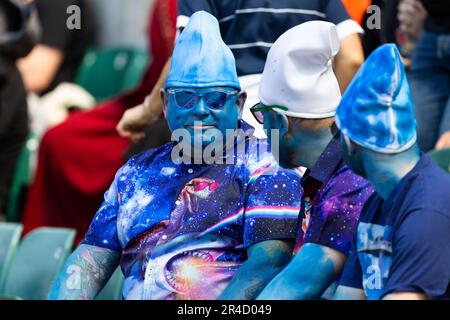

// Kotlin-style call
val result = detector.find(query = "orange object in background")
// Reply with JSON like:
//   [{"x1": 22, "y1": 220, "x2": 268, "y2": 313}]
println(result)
[{"x1": 342, "y1": 0, "x2": 371, "y2": 25}]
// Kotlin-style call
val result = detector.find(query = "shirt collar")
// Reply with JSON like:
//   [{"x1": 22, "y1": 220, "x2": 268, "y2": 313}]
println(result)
[{"x1": 306, "y1": 132, "x2": 344, "y2": 183}]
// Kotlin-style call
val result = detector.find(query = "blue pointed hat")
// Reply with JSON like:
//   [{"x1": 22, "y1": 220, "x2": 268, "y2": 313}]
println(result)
[
  {"x1": 335, "y1": 44, "x2": 417, "y2": 153},
  {"x1": 165, "y1": 11, "x2": 240, "y2": 90}
]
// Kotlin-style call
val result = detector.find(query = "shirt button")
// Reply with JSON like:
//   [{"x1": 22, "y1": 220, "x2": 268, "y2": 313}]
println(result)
[{"x1": 161, "y1": 235, "x2": 167, "y2": 240}]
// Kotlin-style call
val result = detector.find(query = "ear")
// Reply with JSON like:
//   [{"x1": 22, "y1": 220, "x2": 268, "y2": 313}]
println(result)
[
  {"x1": 160, "y1": 89, "x2": 168, "y2": 117},
  {"x1": 236, "y1": 91, "x2": 247, "y2": 118}
]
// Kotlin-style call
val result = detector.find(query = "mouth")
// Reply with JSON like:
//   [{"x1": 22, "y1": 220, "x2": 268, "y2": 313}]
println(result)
[{"x1": 186, "y1": 124, "x2": 216, "y2": 130}]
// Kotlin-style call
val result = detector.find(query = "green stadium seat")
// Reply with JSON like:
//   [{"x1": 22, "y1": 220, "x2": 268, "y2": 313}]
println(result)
[
  {"x1": 121, "y1": 51, "x2": 149, "y2": 92},
  {"x1": 429, "y1": 148, "x2": 450, "y2": 173},
  {"x1": 95, "y1": 267, "x2": 124, "y2": 300},
  {"x1": 0, "y1": 227, "x2": 76, "y2": 300},
  {"x1": 6, "y1": 132, "x2": 37, "y2": 223},
  {"x1": 75, "y1": 48, "x2": 148, "y2": 102},
  {"x1": 0, "y1": 223, "x2": 23, "y2": 290}
]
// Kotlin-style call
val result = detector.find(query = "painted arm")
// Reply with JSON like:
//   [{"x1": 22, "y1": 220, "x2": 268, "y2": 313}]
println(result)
[
  {"x1": 257, "y1": 243, "x2": 346, "y2": 300},
  {"x1": 48, "y1": 244, "x2": 120, "y2": 300},
  {"x1": 219, "y1": 240, "x2": 293, "y2": 300},
  {"x1": 333, "y1": 285, "x2": 366, "y2": 300},
  {"x1": 334, "y1": 33, "x2": 365, "y2": 93}
]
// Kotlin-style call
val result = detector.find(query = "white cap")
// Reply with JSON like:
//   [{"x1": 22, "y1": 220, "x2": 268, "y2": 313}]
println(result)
[{"x1": 258, "y1": 21, "x2": 341, "y2": 119}]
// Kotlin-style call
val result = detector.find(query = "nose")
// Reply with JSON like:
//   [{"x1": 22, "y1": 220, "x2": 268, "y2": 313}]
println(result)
[{"x1": 192, "y1": 97, "x2": 210, "y2": 119}]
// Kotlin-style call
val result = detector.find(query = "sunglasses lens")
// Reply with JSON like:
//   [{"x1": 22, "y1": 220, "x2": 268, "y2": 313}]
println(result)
[
  {"x1": 250, "y1": 104, "x2": 264, "y2": 124},
  {"x1": 205, "y1": 92, "x2": 228, "y2": 110},
  {"x1": 174, "y1": 91, "x2": 197, "y2": 109}
]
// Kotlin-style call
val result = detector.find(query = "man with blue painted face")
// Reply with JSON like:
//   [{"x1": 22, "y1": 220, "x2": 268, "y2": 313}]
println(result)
[
  {"x1": 250, "y1": 21, "x2": 374, "y2": 300},
  {"x1": 48, "y1": 11, "x2": 302, "y2": 300},
  {"x1": 333, "y1": 44, "x2": 450, "y2": 300}
]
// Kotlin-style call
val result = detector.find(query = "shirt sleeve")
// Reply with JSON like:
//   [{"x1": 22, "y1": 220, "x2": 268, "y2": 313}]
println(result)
[
  {"x1": 177, "y1": 0, "x2": 218, "y2": 29},
  {"x1": 36, "y1": 0, "x2": 73, "y2": 49},
  {"x1": 381, "y1": 209, "x2": 450, "y2": 300},
  {"x1": 82, "y1": 169, "x2": 123, "y2": 252},
  {"x1": 338, "y1": 233, "x2": 364, "y2": 289},
  {"x1": 323, "y1": 0, "x2": 364, "y2": 39},
  {"x1": 302, "y1": 167, "x2": 374, "y2": 255},
  {"x1": 243, "y1": 142, "x2": 303, "y2": 248}
]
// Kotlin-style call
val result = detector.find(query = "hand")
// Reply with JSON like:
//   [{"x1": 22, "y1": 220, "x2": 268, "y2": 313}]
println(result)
[
  {"x1": 435, "y1": 131, "x2": 450, "y2": 150},
  {"x1": 398, "y1": 0, "x2": 428, "y2": 39},
  {"x1": 116, "y1": 95, "x2": 161, "y2": 143}
]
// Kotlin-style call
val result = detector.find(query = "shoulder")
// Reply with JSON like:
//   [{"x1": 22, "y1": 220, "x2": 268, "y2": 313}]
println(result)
[
  {"x1": 116, "y1": 143, "x2": 175, "y2": 181},
  {"x1": 400, "y1": 155, "x2": 450, "y2": 216},
  {"x1": 322, "y1": 165, "x2": 374, "y2": 200}
]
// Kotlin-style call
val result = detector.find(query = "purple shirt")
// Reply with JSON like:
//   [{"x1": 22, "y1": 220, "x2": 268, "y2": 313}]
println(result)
[{"x1": 294, "y1": 133, "x2": 374, "y2": 255}]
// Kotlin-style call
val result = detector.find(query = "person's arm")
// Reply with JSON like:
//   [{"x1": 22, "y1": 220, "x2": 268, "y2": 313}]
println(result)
[
  {"x1": 219, "y1": 240, "x2": 293, "y2": 300},
  {"x1": 383, "y1": 292, "x2": 427, "y2": 300},
  {"x1": 17, "y1": 45, "x2": 63, "y2": 93},
  {"x1": 257, "y1": 243, "x2": 346, "y2": 300},
  {"x1": 333, "y1": 285, "x2": 366, "y2": 300},
  {"x1": 436, "y1": 131, "x2": 450, "y2": 150},
  {"x1": 334, "y1": 33, "x2": 365, "y2": 93},
  {"x1": 116, "y1": 57, "x2": 171, "y2": 142},
  {"x1": 48, "y1": 244, "x2": 120, "y2": 300}
]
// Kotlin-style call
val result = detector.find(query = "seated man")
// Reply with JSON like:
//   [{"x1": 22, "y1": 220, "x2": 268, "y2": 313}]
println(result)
[
  {"x1": 249, "y1": 21, "x2": 374, "y2": 300},
  {"x1": 333, "y1": 44, "x2": 450, "y2": 300},
  {"x1": 49, "y1": 11, "x2": 302, "y2": 300}
]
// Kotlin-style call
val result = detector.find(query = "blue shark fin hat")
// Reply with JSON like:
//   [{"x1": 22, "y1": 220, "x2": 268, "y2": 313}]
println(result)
[
  {"x1": 165, "y1": 11, "x2": 241, "y2": 90},
  {"x1": 335, "y1": 44, "x2": 417, "y2": 154}
]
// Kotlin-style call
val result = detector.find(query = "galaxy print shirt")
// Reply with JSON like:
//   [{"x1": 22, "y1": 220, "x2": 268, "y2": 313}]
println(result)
[
  {"x1": 83, "y1": 123, "x2": 302, "y2": 300},
  {"x1": 294, "y1": 133, "x2": 374, "y2": 255}
]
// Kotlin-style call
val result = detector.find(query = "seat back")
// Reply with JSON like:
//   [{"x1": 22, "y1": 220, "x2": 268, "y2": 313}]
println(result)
[
  {"x1": 75, "y1": 48, "x2": 148, "y2": 102},
  {"x1": 6, "y1": 132, "x2": 36, "y2": 222},
  {"x1": 121, "y1": 51, "x2": 149, "y2": 92},
  {"x1": 95, "y1": 267, "x2": 124, "y2": 300},
  {"x1": 429, "y1": 148, "x2": 450, "y2": 173},
  {"x1": 1, "y1": 227, "x2": 76, "y2": 300},
  {"x1": 0, "y1": 223, "x2": 23, "y2": 290}
]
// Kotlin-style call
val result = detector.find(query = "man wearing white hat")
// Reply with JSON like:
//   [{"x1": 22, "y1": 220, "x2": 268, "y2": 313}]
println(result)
[{"x1": 252, "y1": 21, "x2": 374, "y2": 300}]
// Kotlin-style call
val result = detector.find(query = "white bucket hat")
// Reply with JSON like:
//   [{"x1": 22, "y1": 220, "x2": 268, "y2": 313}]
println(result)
[{"x1": 258, "y1": 21, "x2": 341, "y2": 119}]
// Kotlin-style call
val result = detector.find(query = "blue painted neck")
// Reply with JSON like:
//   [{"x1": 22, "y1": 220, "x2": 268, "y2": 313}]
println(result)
[
  {"x1": 362, "y1": 145, "x2": 421, "y2": 200},
  {"x1": 290, "y1": 126, "x2": 334, "y2": 169}
]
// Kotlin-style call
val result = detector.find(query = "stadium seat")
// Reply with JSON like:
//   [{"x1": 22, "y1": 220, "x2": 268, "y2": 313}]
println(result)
[
  {"x1": 0, "y1": 223, "x2": 23, "y2": 290},
  {"x1": 95, "y1": 267, "x2": 124, "y2": 300},
  {"x1": 429, "y1": 148, "x2": 450, "y2": 173},
  {"x1": 6, "y1": 132, "x2": 37, "y2": 223},
  {"x1": 0, "y1": 227, "x2": 76, "y2": 300},
  {"x1": 75, "y1": 48, "x2": 148, "y2": 102}
]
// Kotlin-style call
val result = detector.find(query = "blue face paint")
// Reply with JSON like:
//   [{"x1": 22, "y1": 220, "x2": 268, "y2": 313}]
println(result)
[
  {"x1": 165, "y1": 86, "x2": 241, "y2": 149},
  {"x1": 263, "y1": 109, "x2": 333, "y2": 169},
  {"x1": 340, "y1": 134, "x2": 365, "y2": 177}
]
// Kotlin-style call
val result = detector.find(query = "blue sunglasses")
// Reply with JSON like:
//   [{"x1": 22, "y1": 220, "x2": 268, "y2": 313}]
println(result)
[{"x1": 165, "y1": 88, "x2": 239, "y2": 110}]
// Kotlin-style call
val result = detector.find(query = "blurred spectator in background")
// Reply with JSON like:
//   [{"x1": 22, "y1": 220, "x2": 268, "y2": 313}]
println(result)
[
  {"x1": 408, "y1": 0, "x2": 450, "y2": 152},
  {"x1": 361, "y1": 0, "x2": 401, "y2": 57},
  {"x1": 342, "y1": 0, "x2": 371, "y2": 26},
  {"x1": 17, "y1": 0, "x2": 93, "y2": 95},
  {"x1": 0, "y1": 0, "x2": 38, "y2": 218},
  {"x1": 22, "y1": 0, "x2": 177, "y2": 242}
]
